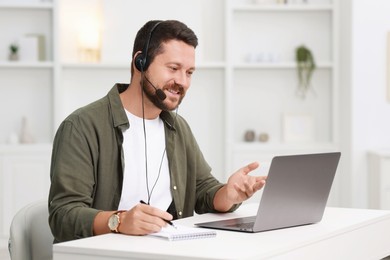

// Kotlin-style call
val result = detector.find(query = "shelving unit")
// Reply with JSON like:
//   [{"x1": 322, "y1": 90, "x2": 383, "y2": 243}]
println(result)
[
  {"x1": 0, "y1": 0, "x2": 56, "y2": 144},
  {"x1": 0, "y1": 0, "x2": 56, "y2": 240},
  {"x1": 60, "y1": 61, "x2": 226, "y2": 70},
  {"x1": 233, "y1": 3, "x2": 333, "y2": 11},
  {"x1": 224, "y1": 0, "x2": 339, "y2": 174},
  {"x1": 0, "y1": 61, "x2": 54, "y2": 68},
  {"x1": 0, "y1": 2, "x2": 53, "y2": 9},
  {"x1": 233, "y1": 61, "x2": 333, "y2": 69},
  {"x1": 0, "y1": 143, "x2": 52, "y2": 238}
]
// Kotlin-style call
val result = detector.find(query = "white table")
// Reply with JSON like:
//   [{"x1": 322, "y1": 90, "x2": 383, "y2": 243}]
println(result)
[{"x1": 53, "y1": 203, "x2": 390, "y2": 260}]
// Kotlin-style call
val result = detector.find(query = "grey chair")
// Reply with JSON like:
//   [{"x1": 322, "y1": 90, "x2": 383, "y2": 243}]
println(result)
[{"x1": 8, "y1": 200, "x2": 53, "y2": 260}]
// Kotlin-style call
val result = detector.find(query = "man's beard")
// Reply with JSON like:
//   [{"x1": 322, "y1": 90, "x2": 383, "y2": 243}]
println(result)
[{"x1": 142, "y1": 77, "x2": 185, "y2": 111}]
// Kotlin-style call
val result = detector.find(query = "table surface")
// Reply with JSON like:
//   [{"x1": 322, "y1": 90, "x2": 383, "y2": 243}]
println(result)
[{"x1": 53, "y1": 203, "x2": 390, "y2": 260}]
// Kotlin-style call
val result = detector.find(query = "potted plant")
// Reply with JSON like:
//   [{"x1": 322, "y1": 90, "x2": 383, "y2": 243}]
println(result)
[
  {"x1": 295, "y1": 45, "x2": 315, "y2": 99},
  {"x1": 9, "y1": 43, "x2": 19, "y2": 61}
]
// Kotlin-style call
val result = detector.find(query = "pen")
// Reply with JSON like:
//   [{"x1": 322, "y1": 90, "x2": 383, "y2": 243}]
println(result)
[{"x1": 140, "y1": 200, "x2": 177, "y2": 229}]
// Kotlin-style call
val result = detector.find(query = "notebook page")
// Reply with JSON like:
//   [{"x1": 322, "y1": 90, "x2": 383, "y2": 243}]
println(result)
[{"x1": 148, "y1": 224, "x2": 216, "y2": 241}]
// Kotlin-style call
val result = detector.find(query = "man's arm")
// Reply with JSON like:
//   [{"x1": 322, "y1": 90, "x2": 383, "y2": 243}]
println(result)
[{"x1": 48, "y1": 120, "x2": 98, "y2": 242}]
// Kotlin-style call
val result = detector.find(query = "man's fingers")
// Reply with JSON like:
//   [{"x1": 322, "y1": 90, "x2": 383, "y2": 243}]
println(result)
[
  {"x1": 138, "y1": 203, "x2": 173, "y2": 221},
  {"x1": 124, "y1": 204, "x2": 173, "y2": 234},
  {"x1": 242, "y1": 161, "x2": 260, "y2": 175}
]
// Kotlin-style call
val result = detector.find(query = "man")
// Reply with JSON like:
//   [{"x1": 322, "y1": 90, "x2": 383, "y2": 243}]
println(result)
[{"x1": 48, "y1": 20, "x2": 266, "y2": 243}]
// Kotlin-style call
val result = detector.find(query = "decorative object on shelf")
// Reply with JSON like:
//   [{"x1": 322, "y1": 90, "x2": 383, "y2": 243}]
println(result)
[
  {"x1": 79, "y1": 45, "x2": 101, "y2": 63},
  {"x1": 8, "y1": 132, "x2": 19, "y2": 145},
  {"x1": 244, "y1": 130, "x2": 256, "y2": 142},
  {"x1": 20, "y1": 116, "x2": 35, "y2": 144},
  {"x1": 295, "y1": 45, "x2": 316, "y2": 99},
  {"x1": 78, "y1": 2, "x2": 102, "y2": 63},
  {"x1": 258, "y1": 132, "x2": 269, "y2": 143},
  {"x1": 19, "y1": 34, "x2": 46, "y2": 61},
  {"x1": 8, "y1": 43, "x2": 19, "y2": 61},
  {"x1": 283, "y1": 113, "x2": 314, "y2": 143},
  {"x1": 286, "y1": 0, "x2": 308, "y2": 4},
  {"x1": 245, "y1": 51, "x2": 281, "y2": 64},
  {"x1": 251, "y1": 0, "x2": 284, "y2": 4}
]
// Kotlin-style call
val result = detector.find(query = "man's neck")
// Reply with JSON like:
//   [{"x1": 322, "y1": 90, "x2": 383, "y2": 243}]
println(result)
[{"x1": 120, "y1": 82, "x2": 161, "y2": 119}]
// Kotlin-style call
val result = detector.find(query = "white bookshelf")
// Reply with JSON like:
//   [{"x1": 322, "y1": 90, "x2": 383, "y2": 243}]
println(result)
[
  {"x1": 0, "y1": 0, "x2": 56, "y2": 144},
  {"x1": 0, "y1": 0, "x2": 56, "y2": 241},
  {"x1": 0, "y1": 61, "x2": 54, "y2": 68},
  {"x1": 60, "y1": 61, "x2": 226, "y2": 70},
  {"x1": 232, "y1": 4, "x2": 333, "y2": 12},
  {"x1": 0, "y1": 3, "x2": 53, "y2": 9},
  {"x1": 224, "y1": 0, "x2": 339, "y2": 174},
  {"x1": 233, "y1": 61, "x2": 333, "y2": 69}
]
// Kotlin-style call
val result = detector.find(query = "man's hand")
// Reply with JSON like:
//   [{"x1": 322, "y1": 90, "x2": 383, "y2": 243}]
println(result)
[
  {"x1": 214, "y1": 162, "x2": 266, "y2": 212},
  {"x1": 93, "y1": 203, "x2": 173, "y2": 236}
]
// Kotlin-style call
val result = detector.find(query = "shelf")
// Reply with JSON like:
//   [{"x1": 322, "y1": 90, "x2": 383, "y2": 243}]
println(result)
[
  {"x1": 61, "y1": 63, "x2": 130, "y2": 70},
  {"x1": 196, "y1": 61, "x2": 226, "y2": 69},
  {"x1": 0, "y1": 143, "x2": 52, "y2": 154},
  {"x1": 0, "y1": 61, "x2": 53, "y2": 69},
  {"x1": 232, "y1": 142, "x2": 339, "y2": 153},
  {"x1": 233, "y1": 61, "x2": 333, "y2": 70},
  {"x1": 0, "y1": 2, "x2": 53, "y2": 10},
  {"x1": 368, "y1": 150, "x2": 390, "y2": 157},
  {"x1": 61, "y1": 61, "x2": 226, "y2": 70},
  {"x1": 232, "y1": 4, "x2": 333, "y2": 12}
]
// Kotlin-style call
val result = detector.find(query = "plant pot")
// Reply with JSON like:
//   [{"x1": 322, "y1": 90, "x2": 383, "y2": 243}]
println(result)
[{"x1": 8, "y1": 53, "x2": 19, "y2": 61}]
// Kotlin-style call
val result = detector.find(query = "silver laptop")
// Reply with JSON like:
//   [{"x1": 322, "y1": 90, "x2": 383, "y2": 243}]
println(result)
[{"x1": 195, "y1": 152, "x2": 341, "y2": 233}]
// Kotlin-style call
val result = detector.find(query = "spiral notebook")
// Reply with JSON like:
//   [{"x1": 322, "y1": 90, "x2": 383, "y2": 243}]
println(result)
[{"x1": 149, "y1": 224, "x2": 216, "y2": 241}]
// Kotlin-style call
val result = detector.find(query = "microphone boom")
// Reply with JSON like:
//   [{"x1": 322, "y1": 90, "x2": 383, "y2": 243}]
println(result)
[{"x1": 145, "y1": 76, "x2": 167, "y2": 100}]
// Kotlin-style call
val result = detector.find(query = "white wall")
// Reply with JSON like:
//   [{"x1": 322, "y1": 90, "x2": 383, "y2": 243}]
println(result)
[{"x1": 343, "y1": 0, "x2": 390, "y2": 208}]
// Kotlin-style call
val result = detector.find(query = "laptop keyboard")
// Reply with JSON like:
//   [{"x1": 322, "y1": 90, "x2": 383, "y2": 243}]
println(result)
[
  {"x1": 224, "y1": 216, "x2": 256, "y2": 230},
  {"x1": 227, "y1": 222, "x2": 254, "y2": 229}
]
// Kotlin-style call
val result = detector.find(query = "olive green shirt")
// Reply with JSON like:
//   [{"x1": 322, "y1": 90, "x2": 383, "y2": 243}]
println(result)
[{"x1": 48, "y1": 84, "x2": 238, "y2": 243}]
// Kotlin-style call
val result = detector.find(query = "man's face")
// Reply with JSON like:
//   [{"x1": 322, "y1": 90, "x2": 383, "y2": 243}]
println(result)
[{"x1": 143, "y1": 40, "x2": 196, "y2": 111}]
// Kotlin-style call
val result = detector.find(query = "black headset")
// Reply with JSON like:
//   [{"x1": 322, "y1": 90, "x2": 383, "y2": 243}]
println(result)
[{"x1": 135, "y1": 21, "x2": 163, "y2": 72}]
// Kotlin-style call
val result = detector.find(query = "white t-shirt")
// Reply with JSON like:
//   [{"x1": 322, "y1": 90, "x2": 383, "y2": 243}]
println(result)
[{"x1": 118, "y1": 110, "x2": 172, "y2": 211}]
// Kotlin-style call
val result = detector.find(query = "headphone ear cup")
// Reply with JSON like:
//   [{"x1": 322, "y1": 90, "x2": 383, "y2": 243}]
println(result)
[{"x1": 135, "y1": 53, "x2": 145, "y2": 71}]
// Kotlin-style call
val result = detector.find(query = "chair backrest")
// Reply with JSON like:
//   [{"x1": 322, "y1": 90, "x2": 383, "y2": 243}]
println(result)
[{"x1": 8, "y1": 200, "x2": 53, "y2": 260}]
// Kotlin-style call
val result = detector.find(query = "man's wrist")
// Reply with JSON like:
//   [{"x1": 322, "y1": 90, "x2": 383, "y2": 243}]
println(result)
[
  {"x1": 108, "y1": 210, "x2": 126, "y2": 233},
  {"x1": 214, "y1": 186, "x2": 235, "y2": 212}
]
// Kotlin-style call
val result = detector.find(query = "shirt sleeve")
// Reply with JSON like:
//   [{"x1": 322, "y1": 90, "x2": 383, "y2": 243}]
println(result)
[{"x1": 48, "y1": 118, "x2": 100, "y2": 243}]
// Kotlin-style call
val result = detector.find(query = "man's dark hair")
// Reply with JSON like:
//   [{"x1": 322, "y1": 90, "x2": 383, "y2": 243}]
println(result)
[{"x1": 131, "y1": 20, "x2": 198, "y2": 77}]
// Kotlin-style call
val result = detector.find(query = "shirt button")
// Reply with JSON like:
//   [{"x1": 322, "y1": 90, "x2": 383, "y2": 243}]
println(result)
[
  {"x1": 178, "y1": 211, "x2": 182, "y2": 216},
  {"x1": 173, "y1": 186, "x2": 177, "y2": 190}
]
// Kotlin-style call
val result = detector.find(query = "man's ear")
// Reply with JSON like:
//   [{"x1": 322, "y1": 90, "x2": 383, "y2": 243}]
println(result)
[{"x1": 134, "y1": 51, "x2": 145, "y2": 72}]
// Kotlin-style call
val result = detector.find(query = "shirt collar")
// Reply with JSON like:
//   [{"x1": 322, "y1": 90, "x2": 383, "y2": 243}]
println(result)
[{"x1": 108, "y1": 83, "x2": 177, "y2": 132}]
